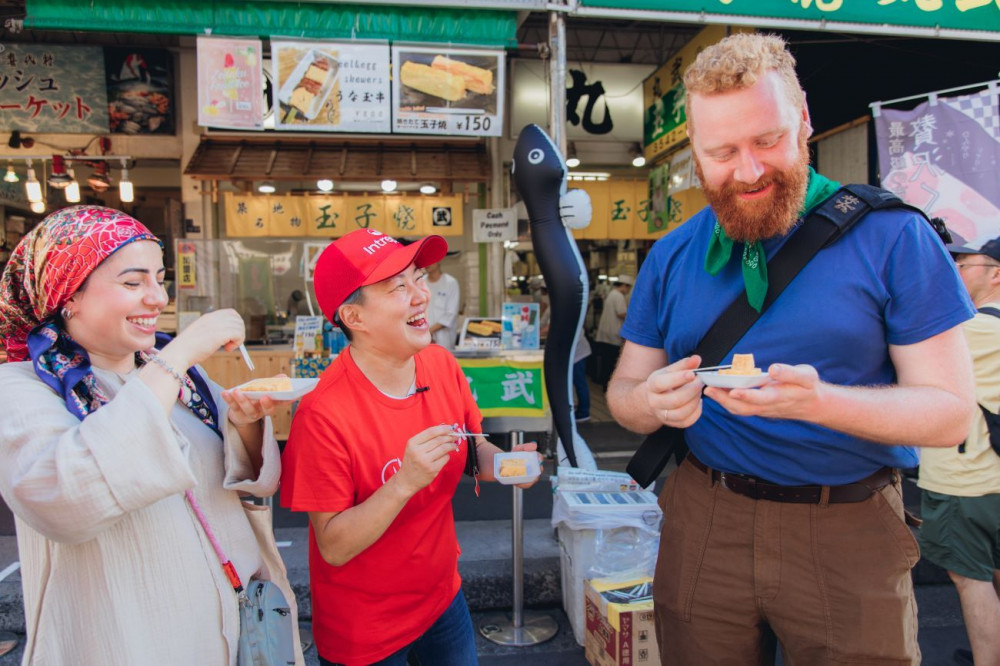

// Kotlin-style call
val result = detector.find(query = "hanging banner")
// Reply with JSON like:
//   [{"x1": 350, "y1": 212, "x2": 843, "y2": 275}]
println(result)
[
  {"x1": 305, "y1": 196, "x2": 345, "y2": 237},
  {"x1": 875, "y1": 84, "x2": 1000, "y2": 247},
  {"x1": 0, "y1": 44, "x2": 109, "y2": 133},
  {"x1": 224, "y1": 193, "x2": 270, "y2": 236},
  {"x1": 385, "y1": 195, "x2": 427, "y2": 236},
  {"x1": 225, "y1": 193, "x2": 463, "y2": 238},
  {"x1": 104, "y1": 47, "x2": 175, "y2": 135},
  {"x1": 271, "y1": 39, "x2": 391, "y2": 133},
  {"x1": 392, "y1": 45, "x2": 504, "y2": 137},
  {"x1": 197, "y1": 36, "x2": 265, "y2": 130}
]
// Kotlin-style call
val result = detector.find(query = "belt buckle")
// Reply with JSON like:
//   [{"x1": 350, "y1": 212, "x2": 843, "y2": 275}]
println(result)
[{"x1": 719, "y1": 471, "x2": 758, "y2": 499}]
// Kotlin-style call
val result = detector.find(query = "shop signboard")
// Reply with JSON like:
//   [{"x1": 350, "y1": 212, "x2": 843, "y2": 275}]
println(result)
[
  {"x1": 458, "y1": 357, "x2": 547, "y2": 417},
  {"x1": 579, "y1": 0, "x2": 1000, "y2": 35},
  {"x1": 197, "y1": 36, "x2": 265, "y2": 130},
  {"x1": 874, "y1": 83, "x2": 1000, "y2": 247},
  {"x1": 392, "y1": 44, "x2": 504, "y2": 137},
  {"x1": 271, "y1": 39, "x2": 390, "y2": 133},
  {"x1": 641, "y1": 25, "x2": 748, "y2": 161},
  {"x1": 225, "y1": 192, "x2": 462, "y2": 238},
  {"x1": 0, "y1": 44, "x2": 109, "y2": 133},
  {"x1": 472, "y1": 207, "x2": 516, "y2": 242},
  {"x1": 511, "y1": 61, "x2": 653, "y2": 141},
  {"x1": 104, "y1": 47, "x2": 175, "y2": 135}
]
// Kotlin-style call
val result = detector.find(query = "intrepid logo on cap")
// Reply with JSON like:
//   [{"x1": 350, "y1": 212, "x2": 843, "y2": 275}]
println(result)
[{"x1": 362, "y1": 230, "x2": 400, "y2": 256}]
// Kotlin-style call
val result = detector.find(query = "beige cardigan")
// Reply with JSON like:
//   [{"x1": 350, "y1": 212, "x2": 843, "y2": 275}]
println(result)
[{"x1": 0, "y1": 362, "x2": 292, "y2": 665}]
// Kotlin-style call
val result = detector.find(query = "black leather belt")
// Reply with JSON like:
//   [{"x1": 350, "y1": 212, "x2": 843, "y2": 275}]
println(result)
[{"x1": 686, "y1": 453, "x2": 896, "y2": 504}]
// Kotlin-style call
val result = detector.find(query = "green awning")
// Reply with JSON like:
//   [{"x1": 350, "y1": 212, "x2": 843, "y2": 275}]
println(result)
[
  {"x1": 577, "y1": 0, "x2": 1000, "y2": 40},
  {"x1": 24, "y1": 0, "x2": 518, "y2": 48}
]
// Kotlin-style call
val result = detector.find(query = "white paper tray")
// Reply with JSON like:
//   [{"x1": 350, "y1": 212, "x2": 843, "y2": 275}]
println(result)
[
  {"x1": 494, "y1": 451, "x2": 541, "y2": 485},
  {"x1": 277, "y1": 49, "x2": 340, "y2": 121}
]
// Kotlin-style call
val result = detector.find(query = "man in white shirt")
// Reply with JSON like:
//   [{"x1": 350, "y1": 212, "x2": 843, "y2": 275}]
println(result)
[
  {"x1": 427, "y1": 261, "x2": 460, "y2": 349},
  {"x1": 594, "y1": 274, "x2": 633, "y2": 389}
]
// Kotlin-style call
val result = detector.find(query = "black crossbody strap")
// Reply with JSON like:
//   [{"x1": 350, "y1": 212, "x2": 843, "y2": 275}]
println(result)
[{"x1": 626, "y1": 185, "x2": 910, "y2": 487}]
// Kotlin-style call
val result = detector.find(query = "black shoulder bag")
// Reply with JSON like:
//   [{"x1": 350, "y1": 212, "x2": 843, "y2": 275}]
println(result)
[
  {"x1": 626, "y1": 184, "x2": 923, "y2": 487},
  {"x1": 968, "y1": 306, "x2": 1000, "y2": 456}
]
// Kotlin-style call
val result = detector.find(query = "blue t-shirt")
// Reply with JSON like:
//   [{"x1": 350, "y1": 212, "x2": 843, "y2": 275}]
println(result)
[{"x1": 621, "y1": 202, "x2": 975, "y2": 485}]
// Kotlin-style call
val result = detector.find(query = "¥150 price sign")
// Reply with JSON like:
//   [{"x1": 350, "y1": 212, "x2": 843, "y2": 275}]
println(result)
[{"x1": 391, "y1": 44, "x2": 504, "y2": 138}]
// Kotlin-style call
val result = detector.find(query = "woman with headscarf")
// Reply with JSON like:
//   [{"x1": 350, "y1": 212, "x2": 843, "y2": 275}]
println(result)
[{"x1": 0, "y1": 206, "x2": 301, "y2": 665}]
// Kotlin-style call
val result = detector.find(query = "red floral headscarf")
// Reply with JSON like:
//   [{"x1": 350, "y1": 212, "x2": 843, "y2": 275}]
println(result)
[{"x1": 0, "y1": 205, "x2": 160, "y2": 362}]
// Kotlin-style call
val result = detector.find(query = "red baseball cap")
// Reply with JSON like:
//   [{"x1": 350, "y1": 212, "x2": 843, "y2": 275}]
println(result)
[{"x1": 314, "y1": 228, "x2": 448, "y2": 323}]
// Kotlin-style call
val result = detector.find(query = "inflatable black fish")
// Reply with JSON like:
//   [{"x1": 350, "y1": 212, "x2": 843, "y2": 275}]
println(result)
[{"x1": 511, "y1": 124, "x2": 595, "y2": 469}]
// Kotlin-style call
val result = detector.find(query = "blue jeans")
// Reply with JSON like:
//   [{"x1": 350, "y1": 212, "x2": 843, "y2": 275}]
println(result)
[
  {"x1": 573, "y1": 358, "x2": 590, "y2": 419},
  {"x1": 319, "y1": 589, "x2": 478, "y2": 666}
]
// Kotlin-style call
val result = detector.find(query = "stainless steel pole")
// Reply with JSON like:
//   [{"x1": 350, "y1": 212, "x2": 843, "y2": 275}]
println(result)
[
  {"x1": 511, "y1": 431, "x2": 525, "y2": 628},
  {"x1": 548, "y1": 11, "x2": 567, "y2": 156},
  {"x1": 479, "y1": 431, "x2": 558, "y2": 646}
]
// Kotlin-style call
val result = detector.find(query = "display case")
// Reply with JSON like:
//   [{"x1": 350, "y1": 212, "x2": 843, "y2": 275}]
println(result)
[{"x1": 174, "y1": 238, "x2": 329, "y2": 344}]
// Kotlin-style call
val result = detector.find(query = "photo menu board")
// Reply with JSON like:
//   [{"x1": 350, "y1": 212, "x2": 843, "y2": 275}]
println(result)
[
  {"x1": 391, "y1": 44, "x2": 504, "y2": 137},
  {"x1": 197, "y1": 36, "x2": 265, "y2": 130},
  {"x1": 271, "y1": 39, "x2": 390, "y2": 133}
]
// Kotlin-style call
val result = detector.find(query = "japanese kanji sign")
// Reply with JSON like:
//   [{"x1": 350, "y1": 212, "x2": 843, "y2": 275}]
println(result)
[
  {"x1": 197, "y1": 36, "x2": 265, "y2": 130},
  {"x1": 458, "y1": 357, "x2": 548, "y2": 417},
  {"x1": 511, "y1": 61, "x2": 652, "y2": 142},
  {"x1": 642, "y1": 25, "x2": 751, "y2": 161},
  {"x1": 177, "y1": 242, "x2": 197, "y2": 290},
  {"x1": 271, "y1": 39, "x2": 390, "y2": 133},
  {"x1": 0, "y1": 44, "x2": 109, "y2": 133},
  {"x1": 392, "y1": 45, "x2": 504, "y2": 137},
  {"x1": 224, "y1": 193, "x2": 462, "y2": 238},
  {"x1": 874, "y1": 83, "x2": 1000, "y2": 247}
]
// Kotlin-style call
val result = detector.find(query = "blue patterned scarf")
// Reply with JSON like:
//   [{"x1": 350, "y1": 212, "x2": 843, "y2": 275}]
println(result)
[{"x1": 28, "y1": 322, "x2": 221, "y2": 438}]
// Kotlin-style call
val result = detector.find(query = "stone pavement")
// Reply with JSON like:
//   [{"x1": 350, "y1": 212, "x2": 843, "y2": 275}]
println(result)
[{"x1": 0, "y1": 416, "x2": 976, "y2": 664}]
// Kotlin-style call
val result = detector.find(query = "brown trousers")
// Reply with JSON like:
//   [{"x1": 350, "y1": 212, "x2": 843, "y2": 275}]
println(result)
[{"x1": 653, "y1": 458, "x2": 920, "y2": 665}]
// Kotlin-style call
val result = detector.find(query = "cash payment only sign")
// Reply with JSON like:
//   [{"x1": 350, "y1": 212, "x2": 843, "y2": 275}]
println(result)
[{"x1": 473, "y1": 208, "x2": 516, "y2": 243}]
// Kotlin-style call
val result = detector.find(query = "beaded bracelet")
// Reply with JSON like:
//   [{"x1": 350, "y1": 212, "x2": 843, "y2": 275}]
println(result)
[{"x1": 148, "y1": 355, "x2": 186, "y2": 385}]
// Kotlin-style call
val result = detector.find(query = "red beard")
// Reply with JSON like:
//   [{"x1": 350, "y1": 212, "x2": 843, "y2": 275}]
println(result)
[{"x1": 695, "y1": 132, "x2": 811, "y2": 243}]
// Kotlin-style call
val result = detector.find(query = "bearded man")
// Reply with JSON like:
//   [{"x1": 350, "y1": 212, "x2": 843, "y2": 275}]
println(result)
[{"x1": 607, "y1": 33, "x2": 976, "y2": 665}]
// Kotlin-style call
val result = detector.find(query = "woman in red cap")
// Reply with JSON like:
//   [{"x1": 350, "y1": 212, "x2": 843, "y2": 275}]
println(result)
[
  {"x1": 281, "y1": 228, "x2": 540, "y2": 666},
  {"x1": 0, "y1": 206, "x2": 301, "y2": 665}
]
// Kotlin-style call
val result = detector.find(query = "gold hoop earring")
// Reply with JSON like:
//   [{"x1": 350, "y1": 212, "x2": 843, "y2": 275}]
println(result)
[{"x1": 60, "y1": 306, "x2": 74, "y2": 321}]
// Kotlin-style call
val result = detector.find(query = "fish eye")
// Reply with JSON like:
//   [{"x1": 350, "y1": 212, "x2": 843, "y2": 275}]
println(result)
[{"x1": 528, "y1": 148, "x2": 544, "y2": 164}]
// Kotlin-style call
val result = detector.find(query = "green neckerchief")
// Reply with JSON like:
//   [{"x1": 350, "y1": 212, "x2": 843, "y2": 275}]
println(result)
[{"x1": 704, "y1": 167, "x2": 841, "y2": 312}]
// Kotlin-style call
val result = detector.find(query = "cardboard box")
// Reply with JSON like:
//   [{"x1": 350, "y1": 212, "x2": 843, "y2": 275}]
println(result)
[{"x1": 585, "y1": 577, "x2": 659, "y2": 666}]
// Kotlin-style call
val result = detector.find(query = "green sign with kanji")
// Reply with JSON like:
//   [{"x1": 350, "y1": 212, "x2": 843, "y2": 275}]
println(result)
[{"x1": 459, "y1": 358, "x2": 548, "y2": 417}]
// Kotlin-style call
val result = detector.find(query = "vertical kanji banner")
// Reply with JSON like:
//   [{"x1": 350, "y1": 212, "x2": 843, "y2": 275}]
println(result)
[
  {"x1": 0, "y1": 44, "x2": 109, "y2": 133},
  {"x1": 875, "y1": 83, "x2": 1000, "y2": 247}
]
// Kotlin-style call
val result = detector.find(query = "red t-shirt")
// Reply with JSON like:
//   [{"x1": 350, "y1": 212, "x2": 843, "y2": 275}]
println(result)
[{"x1": 280, "y1": 344, "x2": 482, "y2": 664}]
